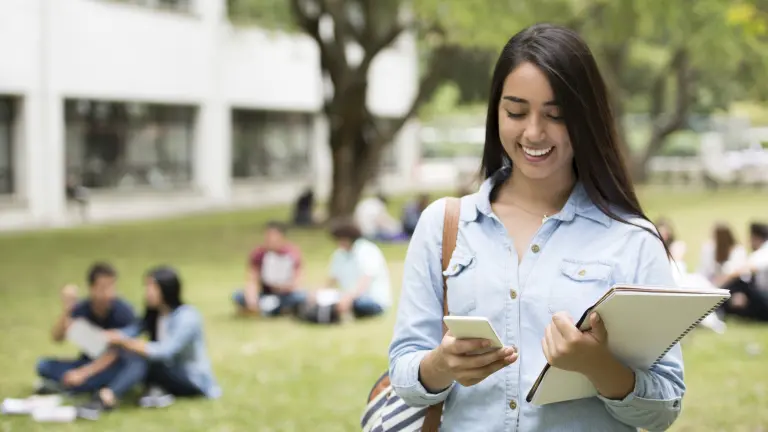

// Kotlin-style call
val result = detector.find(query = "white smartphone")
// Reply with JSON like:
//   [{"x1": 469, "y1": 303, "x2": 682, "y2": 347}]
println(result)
[{"x1": 443, "y1": 316, "x2": 504, "y2": 355}]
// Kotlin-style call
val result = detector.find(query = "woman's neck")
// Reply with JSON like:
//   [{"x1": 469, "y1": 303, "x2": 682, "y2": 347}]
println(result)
[
  {"x1": 498, "y1": 168, "x2": 576, "y2": 214},
  {"x1": 158, "y1": 305, "x2": 172, "y2": 316}
]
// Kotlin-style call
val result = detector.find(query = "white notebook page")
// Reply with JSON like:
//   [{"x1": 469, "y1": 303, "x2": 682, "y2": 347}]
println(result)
[
  {"x1": 528, "y1": 287, "x2": 729, "y2": 405},
  {"x1": 66, "y1": 318, "x2": 109, "y2": 359}
]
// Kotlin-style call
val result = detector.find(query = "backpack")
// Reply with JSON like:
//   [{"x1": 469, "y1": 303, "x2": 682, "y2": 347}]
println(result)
[{"x1": 360, "y1": 197, "x2": 461, "y2": 432}]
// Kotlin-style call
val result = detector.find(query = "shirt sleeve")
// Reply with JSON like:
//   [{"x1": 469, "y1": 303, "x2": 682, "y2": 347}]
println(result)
[
  {"x1": 723, "y1": 245, "x2": 748, "y2": 275},
  {"x1": 249, "y1": 247, "x2": 266, "y2": 270},
  {"x1": 598, "y1": 226, "x2": 685, "y2": 431},
  {"x1": 145, "y1": 308, "x2": 200, "y2": 362},
  {"x1": 356, "y1": 243, "x2": 384, "y2": 278},
  {"x1": 388, "y1": 198, "x2": 455, "y2": 407},
  {"x1": 748, "y1": 247, "x2": 768, "y2": 271},
  {"x1": 696, "y1": 241, "x2": 715, "y2": 280}
]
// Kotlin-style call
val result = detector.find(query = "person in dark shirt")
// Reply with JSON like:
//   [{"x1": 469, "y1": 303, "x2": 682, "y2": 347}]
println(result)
[
  {"x1": 35, "y1": 262, "x2": 137, "y2": 395},
  {"x1": 292, "y1": 187, "x2": 316, "y2": 227}
]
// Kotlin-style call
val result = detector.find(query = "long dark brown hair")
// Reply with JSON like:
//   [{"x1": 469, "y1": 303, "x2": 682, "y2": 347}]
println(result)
[
  {"x1": 713, "y1": 223, "x2": 736, "y2": 265},
  {"x1": 480, "y1": 23, "x2": 668, "y2": 252},
  {"x1": 142, "y1": 266, "x2": 184, "y2": 341}
]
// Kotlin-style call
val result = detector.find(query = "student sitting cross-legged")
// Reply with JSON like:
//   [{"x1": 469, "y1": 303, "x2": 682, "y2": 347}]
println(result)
[
  {"x1": 232, "y1": 221, "x2": 307, "y2": 317},
  {"x1": 35, "y1": 262, "x2": 136, "y2": 396},
  {"x1": 305, "y1": 219, "x2": 392, "y2": 321},
  {"x1": 77, "y1": 266, "x2": 221, "y2": 419}
]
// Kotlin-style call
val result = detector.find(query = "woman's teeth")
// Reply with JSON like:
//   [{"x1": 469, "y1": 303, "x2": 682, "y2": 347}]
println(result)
[{"x1": 522, "y1": 146, "x2": 554, "y2": 157}]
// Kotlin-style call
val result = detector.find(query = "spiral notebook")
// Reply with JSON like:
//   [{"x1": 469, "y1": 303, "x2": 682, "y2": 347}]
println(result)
[{"x1": 526, "y1": 284, "x2": 730, "y2": 406}]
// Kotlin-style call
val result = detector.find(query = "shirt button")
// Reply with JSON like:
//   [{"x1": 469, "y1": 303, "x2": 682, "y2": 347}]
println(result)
[
  {"x1": 509, "y1": 399, "x2": 517, "y2": 410},
  {"x1": 531, "y1": 244, "x2": 540, "y2": 253},
  {"x1": 510, "y1": 289, "x2": 517, "y2": 300}
]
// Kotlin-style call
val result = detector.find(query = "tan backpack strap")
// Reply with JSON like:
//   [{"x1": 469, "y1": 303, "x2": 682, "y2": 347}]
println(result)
[{"x1": 422, "y1": 197, "x2": 462, "y2": 432}]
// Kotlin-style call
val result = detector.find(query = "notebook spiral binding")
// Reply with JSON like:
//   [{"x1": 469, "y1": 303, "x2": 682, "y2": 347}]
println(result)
[{"x1": 652, "y1": 295, "x2": 730, "y2": 366}]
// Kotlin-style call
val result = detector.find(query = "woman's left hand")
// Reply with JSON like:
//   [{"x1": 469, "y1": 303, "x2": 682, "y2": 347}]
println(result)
[{"x1": 542, "y1": 311, "x2": 610, "y2": 375}]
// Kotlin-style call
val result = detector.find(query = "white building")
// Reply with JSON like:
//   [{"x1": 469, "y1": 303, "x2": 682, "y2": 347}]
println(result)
[{"x1": 0, "y1": 0, "x2": 421, "y2": 231}]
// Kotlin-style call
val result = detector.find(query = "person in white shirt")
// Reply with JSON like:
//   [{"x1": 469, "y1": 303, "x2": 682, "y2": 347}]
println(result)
[
  {"x1": 697, "y1": 222, "x2": 748, "y2": 284},
  {"x1": 656, "y1": 218, "x2": 728, "y2": 333},
  {"x1": 322, "y1": 220, "x2": 392, "y2": 319},
  {"x1": 716, "y1": 222, "x2": 768, "y2": 322},
  {"x1": 354, "y1": 194, "x2": 406, "y2": 241}
]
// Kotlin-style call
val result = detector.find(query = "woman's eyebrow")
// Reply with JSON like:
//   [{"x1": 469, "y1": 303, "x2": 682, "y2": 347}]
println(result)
[{"x1": 502, "y1": 95, "x2": 558, "y2": 106}]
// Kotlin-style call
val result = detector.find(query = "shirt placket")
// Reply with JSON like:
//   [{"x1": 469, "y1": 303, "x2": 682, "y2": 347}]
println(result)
[{"x1": 508, "y1": 219, "x2": 561, "y2": 431}]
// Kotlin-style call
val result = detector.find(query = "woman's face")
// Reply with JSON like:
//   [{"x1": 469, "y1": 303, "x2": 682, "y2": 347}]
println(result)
[
  {"x1": 497, "y1": 62, "x2": 574, "y2": 182},
  {"x1": 145, "y1": 277, "x2": 162, "y2": 308}
]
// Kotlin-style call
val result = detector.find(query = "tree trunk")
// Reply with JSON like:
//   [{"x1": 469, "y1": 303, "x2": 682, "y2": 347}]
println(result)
[
  {"x1": 632, "y1": 49, "x2": 692, "y2": 182},
  {"x1": 327, "y1": 125, "x2": 383, "y2": 219}
]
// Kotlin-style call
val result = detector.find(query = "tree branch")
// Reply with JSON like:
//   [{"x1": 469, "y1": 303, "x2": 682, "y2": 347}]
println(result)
[
  {"x1": 372, "y1": 47, "x2": 447, "y2": 147},
  {"x1": 324, "y1": 0, "x2": 364, "y2": 47},
  {"x1": 358, "y1": 23, "x2": 407, "y2": 73},
  {"x1": 653, "y1": 49, "x2": 691, "y2": 139},
  {"x1": 639, "y1": 48, "x2": 693, "y2": 168},
  {"x1": 290, "y1": 0, "x2": 321, "y2": 39}
]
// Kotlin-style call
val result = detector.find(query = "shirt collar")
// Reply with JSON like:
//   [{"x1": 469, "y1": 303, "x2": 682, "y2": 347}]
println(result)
[{"x1": 461, "y1": 166, "x2": 611, "y2": 227}]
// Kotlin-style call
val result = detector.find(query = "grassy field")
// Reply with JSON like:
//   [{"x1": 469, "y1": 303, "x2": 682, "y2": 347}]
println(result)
[{"x1": 1, "y1": 187, "x2": 768, "y2": 431}]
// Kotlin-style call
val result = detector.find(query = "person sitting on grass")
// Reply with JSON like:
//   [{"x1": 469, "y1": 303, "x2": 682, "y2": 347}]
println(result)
[
  {"x1": 232, "y1": 221, "x2": 306, "y2": 317},
  {"x1": 715, "y1": 222, "x2": 768, "y2": 322},
  {"x1": 35, "y1": 262, "x2": 136, "y2": 396},
  {"x1": 307, "y1": 219, "x2": 392, "y2": 321},
  {"x1": 77, "y1": 266, "x2": 221, "y2": 420}
]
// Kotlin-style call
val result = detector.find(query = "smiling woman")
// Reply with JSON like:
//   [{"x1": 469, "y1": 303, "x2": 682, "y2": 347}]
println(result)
[{"x1": 388, "y1": 23, "x2": 684, "y2": 432}]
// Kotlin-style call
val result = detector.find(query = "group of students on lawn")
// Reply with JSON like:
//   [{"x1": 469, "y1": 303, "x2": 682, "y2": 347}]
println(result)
[
  {"x1": 657, "y1": 219, "x2": 768, "y2": 331},
  {"x1": 30, "y1": 217, "x2": 397, "y2": 421}
]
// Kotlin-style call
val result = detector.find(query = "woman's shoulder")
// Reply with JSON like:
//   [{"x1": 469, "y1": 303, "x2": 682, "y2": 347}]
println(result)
[
  {"x1": 419, "y1": 195, "x2": 476, "y2": 226},
  {"x1": 600, "y1": 212, "x2": 673, "y2": 257},
  {"x1": 173, "y1": 305, "x2": 202, "y2": 323},
  {"x1": 604, "y1": 211, "x2": 662, "y2": 240}
]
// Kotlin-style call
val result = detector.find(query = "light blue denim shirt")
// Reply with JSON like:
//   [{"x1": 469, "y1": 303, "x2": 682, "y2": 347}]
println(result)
[
  {"x1": 388, "y1": 168, "x2": 685, "y2": 431},
  {"x1": 122, "y1": 305, "x2": 222, "y2": 399}
]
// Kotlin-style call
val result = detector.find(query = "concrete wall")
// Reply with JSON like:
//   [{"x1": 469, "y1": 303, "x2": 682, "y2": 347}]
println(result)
[{"x1": 0, "y1": 0, "x2": 420, "y2": 231}]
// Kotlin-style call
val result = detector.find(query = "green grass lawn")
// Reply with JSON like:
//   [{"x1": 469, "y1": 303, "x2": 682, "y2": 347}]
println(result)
[{"x1": 1, "y1": 187, "x2": 768, "y2": 431}]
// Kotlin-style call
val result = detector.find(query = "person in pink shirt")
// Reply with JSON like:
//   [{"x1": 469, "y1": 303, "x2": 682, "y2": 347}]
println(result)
[{"x1": 232, "y1": 221, "x2": 306, "y2": 317}]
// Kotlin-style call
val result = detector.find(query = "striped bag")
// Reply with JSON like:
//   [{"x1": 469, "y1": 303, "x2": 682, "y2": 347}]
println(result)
[{"x1": 360, "y1": 197, "x2": 461, "y2": 432}]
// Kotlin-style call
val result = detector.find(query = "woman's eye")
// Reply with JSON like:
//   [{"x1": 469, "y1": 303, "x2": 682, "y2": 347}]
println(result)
[
  {"x1": 548, "y1": 114, "x2": 564, "y2": 121},
  {"x1": 505, "y1": 110, "x2": 526, "y2": 119}
]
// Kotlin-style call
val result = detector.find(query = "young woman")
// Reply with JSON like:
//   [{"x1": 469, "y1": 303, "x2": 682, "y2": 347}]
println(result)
[
  {"x1": 78, "y1": 266, "x2": 221, "y2": 419},
  {"x1": 698, "y1": 222, "x2": 748, "y2": 284},
  {"x1": 388, "y1": 24, "x2": 684, "y2": 431}
]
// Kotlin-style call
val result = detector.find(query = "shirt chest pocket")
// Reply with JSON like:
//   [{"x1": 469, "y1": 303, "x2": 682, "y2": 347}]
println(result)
[
  {"x1": 549, "y1": 259, "x2": 614, "y2": 317},
  {"x1": 443, "y1": 252, "x2": 478, "y2": 316}
]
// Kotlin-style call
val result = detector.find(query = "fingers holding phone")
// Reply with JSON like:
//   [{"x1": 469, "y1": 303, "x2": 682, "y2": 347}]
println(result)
[{"x1": 438, "y1": 316, "x2": 519, "y2": 387}]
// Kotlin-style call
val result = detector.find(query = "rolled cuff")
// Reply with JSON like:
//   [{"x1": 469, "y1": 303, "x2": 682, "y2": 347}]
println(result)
[
  {"x1": 390, "y1": 350, "x2": 454, "y2": 407},
  {"x1": 598, "y1": 367, "x2": 682, "y2": 430}
]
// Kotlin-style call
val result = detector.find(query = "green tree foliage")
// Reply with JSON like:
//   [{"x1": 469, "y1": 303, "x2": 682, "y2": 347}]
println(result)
[{"x1": 227, "y1": 0, "x2": 768, "y2": 205}]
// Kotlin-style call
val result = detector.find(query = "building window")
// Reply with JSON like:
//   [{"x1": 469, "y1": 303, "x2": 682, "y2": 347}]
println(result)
[
  {"x1": 65, "y1": 100, "x2": 196, "y2": 191},
  {"x1": 232, "y1": 109, "x2": 313, "y2": 179},
  {"x1": 0, "y1": 97, "x2": 15, "y2": 195}
]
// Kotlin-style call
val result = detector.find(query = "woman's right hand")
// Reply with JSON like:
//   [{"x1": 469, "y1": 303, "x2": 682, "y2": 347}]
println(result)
[{"x1": 434, "y1": 333, "x2": 518, "y2": 387}]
